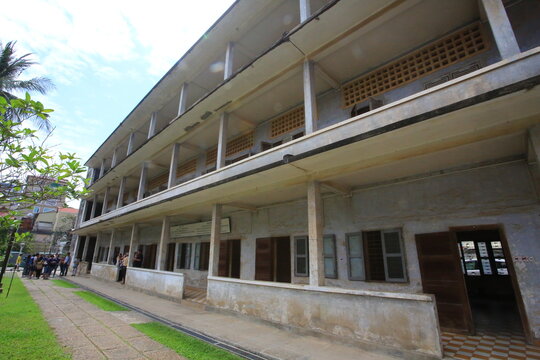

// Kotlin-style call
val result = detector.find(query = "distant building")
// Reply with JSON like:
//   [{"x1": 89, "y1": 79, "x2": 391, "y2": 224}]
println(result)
[
  {"x1": 32, "y1": 207, "x2": 78, "y2": 253},
  {"x1": 73, "y1": 0, "x2": 540, "y2": 357}
]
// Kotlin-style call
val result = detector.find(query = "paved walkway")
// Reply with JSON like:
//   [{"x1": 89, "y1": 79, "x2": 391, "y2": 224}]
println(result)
[
  {"x1": 22, "y1": 276, "x2": 185, "y2": 360},
  {"x1": 63, "y1": 275, "x2": 400, "y2": 360}
]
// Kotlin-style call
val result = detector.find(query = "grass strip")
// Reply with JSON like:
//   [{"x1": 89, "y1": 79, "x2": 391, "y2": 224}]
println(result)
[
  {"x1": 51, "y1": 279, "x2": 79, "y2": 288},
  {"x1": 132, "y1": 322, "x2": 242, "y2": 360},
  {"x1": 73, "y1": 291, "x2": 128, "y2": 311},
  {"x1": 0, "y1": 277, "x2": 70, "y2": 359}
]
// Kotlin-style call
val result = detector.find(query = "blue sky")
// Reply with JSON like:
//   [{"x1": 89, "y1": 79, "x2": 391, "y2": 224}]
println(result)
[{"x1": 1, "y1": 0, "x2": 235, "y2": 170}]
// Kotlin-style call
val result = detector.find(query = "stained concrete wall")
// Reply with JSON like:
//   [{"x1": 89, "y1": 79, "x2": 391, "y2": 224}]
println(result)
[
  {"x1": 91, "y1": 263, "x2": 118, "y2": 282},
  {"x1": 207, "y1": 277, "x2": 442, "y2": 358},
  {"x1": 125, "y1": 267, "x2": 184, "y2": 301}
]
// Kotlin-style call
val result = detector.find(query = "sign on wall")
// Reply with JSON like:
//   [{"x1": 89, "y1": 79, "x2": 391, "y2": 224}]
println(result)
[{"x1": 170, "y1": 218, "x2": 231, "y2": 238}]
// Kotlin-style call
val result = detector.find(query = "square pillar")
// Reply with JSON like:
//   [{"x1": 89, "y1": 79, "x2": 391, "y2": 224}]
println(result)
[
  {"x1": 208, "y1": 204, "x2": 222, "y2": 277},
  {"x1": 90, "y1": 195, "x2": 98, "y2": 219},
  {"x1": 148, "y1": 112, "x2": 157, "y2": 139},
  {"x1": 168, "y1": 143, "x2": 180, "y2": 188},
  {"x1": 224, "y1": 42, "x2": 235, "y2": 80},
  {"x1": 81, "y1": 236, "x2": 90, "y2": 262},
  {"x1": 116, "y1": 177, "x2": 126, "y2": 209},
  {"x1": 480, "y1": 0, "x2": 520, "y2": 59},
  {"x1": 99, "y1": 158, "x2": 106, "y2": 178},
  {"x1": 126, "y1": 132, "x2": 135, "y2": 156},
  {"x1": 107, "y1": 230, "x2": 116, "y2": 264},
  {"x1": 137, "y1": 162, "x2": 148, "y2": 201},
  {"x1": 111, "y1": 147, "x2": 118, "y2": 168},
  {"x1": 102, "y1": 187, "x2": 110, "y2": 214},
  {"x1": 300, "y1": 0, "x2": 311, "y2": 22},
  {"x1": 156, "y1": 217, "x2": 170, "y2": 271},
  {"x1": 178, "y1": 83, "x2": 189, "y2": 116},
  {"x1": 128, "y1": 224, "x2": 138, "y2": 267},
  {"x1": 307, "y1": 180, "x2": 325, "y2": 286},
  {"x1": 303, "y1": 60, "x2": 318, "y2": 134},
  {"x1": 216, "y1": 113, "x2": 229, "y2": 169},
  {"x1": 93, "y1": 232, "x2": 101, "y2": 262}
]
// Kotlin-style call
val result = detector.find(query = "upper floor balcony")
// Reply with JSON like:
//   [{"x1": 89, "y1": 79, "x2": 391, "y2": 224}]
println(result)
[{"x1": 77, "y1": 0, "x2": 540, "y2": 229}]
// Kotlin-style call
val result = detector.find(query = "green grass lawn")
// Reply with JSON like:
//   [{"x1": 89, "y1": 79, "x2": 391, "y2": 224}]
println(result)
[
  {"x1": 51, "y1": 279, "x2": 79, "y2": 288},
  {"x1": 132, "y1": 322, "x2": 242, "y2": 360},
  {"x1": 0, "y1": 277, "x2": 70, "y2": 359},
  {"x1": 73, "y1": 291, "x2": 128, "y2": 311}
]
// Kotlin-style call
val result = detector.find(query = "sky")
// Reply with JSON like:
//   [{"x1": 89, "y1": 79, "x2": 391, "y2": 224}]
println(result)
[{"x1": 1, "y1": 0, "x2": 235, "y2": 208}]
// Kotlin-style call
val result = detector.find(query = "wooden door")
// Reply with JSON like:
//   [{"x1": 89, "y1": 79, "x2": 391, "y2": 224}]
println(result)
[
  {"x1": 275, "y1": 237, "x2": 291, "y2": 283},
  {"x1": 255, "y1": 238, "x2": 273, "y2": 281},
  {"x1": 165, "y1": 243, "x2": 175, "y2": 272},
  {"x1": 218, "y1": 240, "x2": 230, "y2": 277},
  {"x1": 230, "y1": 239, "x2": 241, "y2": 279},
  {"x1": 416, "y1": 232, "x2": 474, "y2": 334}
]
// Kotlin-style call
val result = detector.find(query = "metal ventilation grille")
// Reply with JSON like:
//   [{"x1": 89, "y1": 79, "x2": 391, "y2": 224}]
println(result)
[
  {"x1": 270, "y1": 106, "x2": 305, "y2": 138},
  {"x1": 342, "y1": 22, "x2": 488, "y2": 108},
  {"x1": 206, "y1": 132, "x2": 254, "y2": 165},
  {"x1": 226, "y1": 131, "x2": 253, "y2": 157},
  {"x1": 148, "y1": 172, "x2": 168, "y2": 190},
  {"x1": 176, "y1": 159, "x2": 197, "y2": 177}
]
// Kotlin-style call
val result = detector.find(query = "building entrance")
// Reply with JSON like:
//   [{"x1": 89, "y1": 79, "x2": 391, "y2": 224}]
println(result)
[{"x1": 416, "y1": 228, "x2": 528, "y2": 338}]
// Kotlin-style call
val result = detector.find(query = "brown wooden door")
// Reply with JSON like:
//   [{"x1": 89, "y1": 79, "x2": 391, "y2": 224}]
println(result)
[
  {"x1": 230, "y1": 239, "x2": 241, "y2": 279},
  {"x1": 416, "y1": 232, "x2": 474, "y2": 334},
  {"x1": 275, "y1": 237, "x2": 291, "y2": 283},
  {"x1": 255, "y1": 238, "x2": 273, "y2": 281},
  {"x1": 218, "y1": 240, "x2": 230, "y2": 277},
  {"x1": 165, "y1": 243, "x2": 175, "y2": 271}
]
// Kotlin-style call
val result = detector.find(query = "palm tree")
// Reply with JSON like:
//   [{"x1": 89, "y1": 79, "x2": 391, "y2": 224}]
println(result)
[{"x1": 0, "y1": 41, "x2": 54, "y2": 130}]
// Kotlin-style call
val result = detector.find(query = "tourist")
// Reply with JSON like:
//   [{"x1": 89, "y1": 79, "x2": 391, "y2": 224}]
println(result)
[
  {"x1": 50, "y1": 254, "x2": 59, "y2": 277},
  {"x1": 42, "y1": 255, "x2": 52, "y2": 280},
  {"x1": 22, "y1": 255, "x2": 32, "y2": 277},
  {"x1": 116, "y1": 253, "x2": 123, "y2": 282},
  {"x1": 15, "y1": 253, "x2": 22, "y2": 272},
  {"x1": 71, "y1": 257, "x2": 79, "y2": 276},
  {"x1": 61, "y1": 252, "x2": 71, "y2": 276},
  {"x1": 119, "y1": 254, "x2": 128, "y2": 284},
  {"x1": 34, "y1": 255, "x2": 44, "y2": 279},
  {"x1": 133, "y1": 250, "x2": 143, "y2": 268}
]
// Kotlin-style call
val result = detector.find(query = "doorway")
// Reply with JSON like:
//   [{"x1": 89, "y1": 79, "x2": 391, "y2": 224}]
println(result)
[
  {"x1": 255, "y1": 237, "x2": 291, "y2": 283},
  {"x1": 456, "y1": 230, "x2": 522, "y2": 334},
  {"x1": 416, "y1": 228, "x2": 529, "y2": 339}
]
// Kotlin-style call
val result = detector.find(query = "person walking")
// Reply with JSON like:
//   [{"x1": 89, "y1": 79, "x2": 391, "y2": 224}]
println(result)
[
  {"x1": 22, "y1": 255, "x2": 32, "y2": 277},
  {"x1": 71, "y1": 258, "x2": 80, "y2": 276},
  {"x1": 61, "y1": 252, "x2": 71, "y2": 276},
  {"x1": 34, "y1": 255, "x2": 44, "y2": 279}
]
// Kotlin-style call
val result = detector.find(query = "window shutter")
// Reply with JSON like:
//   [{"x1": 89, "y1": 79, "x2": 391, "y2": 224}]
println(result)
[
  {"x1": 323, "y1": 235, "x2": 337, "y2": 278},
  {"x1": 364, "y1": 231, "x2": 386, "y2": 281},
  {"x1": 346, "y1": 234, "x2": 365, "y2": 280},
  {"x1": 200, "y1": 242, "x2": 210, "y2": 271},
  {"x1": 382, "y1": 230, "x2": 406, "y2": 282},
  {"x1": 218, "y1": 240, "x2": 230, "y2": 277},
  {"x1": 193, "y1": 243, "x2": 201, "y2": 270},
  {"x1": 294, "y1": 236, "x2": 309, "y2": 276},
  {"x1": 255, "y1": 238, "x2": 273, "y2": 281}
]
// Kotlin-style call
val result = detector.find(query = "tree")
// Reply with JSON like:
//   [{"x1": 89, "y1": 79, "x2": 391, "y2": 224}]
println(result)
[
  {"x1": 0, "y1": 41, "x2": 54, "y2": 131},
  {"x1": 0, "y1": 94, "x2": 90, "y2": 290}
]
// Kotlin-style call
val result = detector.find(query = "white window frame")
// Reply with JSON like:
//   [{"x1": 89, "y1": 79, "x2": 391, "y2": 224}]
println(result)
[
  {"x1": 294, "y1": 236, "x2": 309, "y2": 277},
  {"x1": 323, "y1": 235, "x2": 338, "y2": 279},
  {"x1": 381, "y1": 229, "x2": 407, "y2": 282},
  {"x1": 346, "y1": 233, "x2": 365, "y2": 281},
  {"x1": 176, "y1": 243, "x2": 192, "y2": 270}
]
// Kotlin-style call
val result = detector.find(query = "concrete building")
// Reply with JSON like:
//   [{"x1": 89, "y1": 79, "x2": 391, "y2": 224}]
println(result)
[
  {"x1": 73, "y1": 0, "x2": 540, "y2": 357},
  {"x1": 33, "y1": 207, "x2": 78, "y2": 253}
]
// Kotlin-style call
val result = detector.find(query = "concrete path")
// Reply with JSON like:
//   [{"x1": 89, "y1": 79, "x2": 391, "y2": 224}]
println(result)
[
  {"x1": 63, "y1": 275, "x2": 398, "y2": 360},
  {"x1": 22, "y1": 276, "x2": 186, "y2": 360}
]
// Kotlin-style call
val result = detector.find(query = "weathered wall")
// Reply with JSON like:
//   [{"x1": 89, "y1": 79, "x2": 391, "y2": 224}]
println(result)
[
  {"x1": 91, "y1": 263, "x2": 118, "y2": 282},
  {"x1": 125, "y1": 266, "x2": 184, "y2": 301},
  {"x1": 207, "y1": 277, "x2": 442, "y2": 358}
]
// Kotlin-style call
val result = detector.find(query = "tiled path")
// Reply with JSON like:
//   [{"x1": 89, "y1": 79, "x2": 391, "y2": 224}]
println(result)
[
  {"x1": 23, "y1": 276, "x2": 186, "y2": 360},
  {"x1": 441, "y1": 330, "x2": 540, "y2": 360}
]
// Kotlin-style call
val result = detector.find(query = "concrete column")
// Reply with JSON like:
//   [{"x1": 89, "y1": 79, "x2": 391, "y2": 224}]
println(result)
[
  {"x1": 216, "y1": 113, "x2": 229, "y2": 169},
  {"x1": 90, "y1": 195, "x2": 98, "y2": 219},
  {"x1": 102, "y1": 187, "x2": 110, "y2": 214},
  {"x1": 208, "y1": 204, "x2": 222, "y2": 277},
  {"x1": 303, "y1": 60, "x2": 318, "y2": 134},
  {"x1": 99, "y1": 158, "x2": 106, "y2": 178},
  {"x1": 93, "y1": 232, "x2": 101, "y2": 262},
  {"x1": 480, "y1": 0, "x2": 520, "y2": 59},
  {"x1": 196, "y1": 152, "x2": 206, "y2": 177},
  {"x1": 128, "y1": 224, "x2": 138, "y2": 267},
  {"x1": 299, "y1": 0, "x2": 311, "y2": 22},
  {"x1": 79, "y1": 200, "x2": 87, "y2": 225},
  {"x1": 172, "y1": 243, "x2": 179, "y2": 270},
  {"x1": 224, "y1": 42, "x2": 235, "y2": 80},
  {"x1": 156, "y1": 217, "x2": 170, "y2": 271},
  {"x1": 111, "y1": 147, "x2": 118, "y2": 168},
  {"x1": 529, "y1": 125, "x2": 540, "y2": 163},
  {"x1": 107, "y1": 229, "x2": 116, "y2": 264},
  {"x1": 178, "y1": 83, "x2": 189, "y2": 116},
  {"x1": 81, "y1": 236, "x2": 90, "y2": 262},
  {"x1": 117, "y1": 177, "x2": 126, "y2": 209},
  {"x1": 126, "y1": 132, "x2": 135, "y2": 156},
  {"x1": 71, "y1": 235, "x2": 80, "y2": 258},
  {"x1": 168, "y1": 143, "x2": 181, "y2": 188},
  {"x1": 147, "y1": 112, "x2": 157, "y2": 139},
  {"x1": 137, "y1": 162, "x2": 148, "y2": 201},
  {"x1": 307, "y1": 180, "x2": 325, "y2": 286}
]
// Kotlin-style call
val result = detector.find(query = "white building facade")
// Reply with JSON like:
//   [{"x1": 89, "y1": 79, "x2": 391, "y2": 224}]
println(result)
[{"x1": 73, "y1": 0, "x2": 540, "y2": 357}]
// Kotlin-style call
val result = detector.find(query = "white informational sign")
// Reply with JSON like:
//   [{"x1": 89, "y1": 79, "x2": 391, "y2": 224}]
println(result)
[
  {"x1": 170, "y1": 218, "x2": 231, "y2": 238},
  {"x1": 478, "y1": 242, "x2": 488, "y2": 257},
  {"x1": 481, "y1": 258, "x2": 492, "y2": 275}
]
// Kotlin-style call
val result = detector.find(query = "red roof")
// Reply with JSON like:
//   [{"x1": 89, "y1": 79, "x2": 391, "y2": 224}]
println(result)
[{"x1": 58, "y1": 207, "x2": 78, "y2": 214}]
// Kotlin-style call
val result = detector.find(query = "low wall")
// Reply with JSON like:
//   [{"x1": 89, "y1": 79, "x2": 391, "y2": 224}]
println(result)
[
  {"x1": 207, "y1": 277, "x2": 442, "y2": 358},
  {"x1": 125, "y1": 267, "x2": 184, "y2": 301},
  {"x1": 91, "y1": 263, "x2": 118, "y2": 282}
]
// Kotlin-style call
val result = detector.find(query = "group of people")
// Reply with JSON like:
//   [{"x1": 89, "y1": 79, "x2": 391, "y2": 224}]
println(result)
[
  {"x1": 21, "y1": 252, "x2": 79, "y2": 279},
  {"x1": 114, "y1": 250, "x2": 144, "y2": 285}
]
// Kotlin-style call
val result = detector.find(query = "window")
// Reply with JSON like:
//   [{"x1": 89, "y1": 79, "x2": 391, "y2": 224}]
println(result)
[
  {"x1": 347, "y1": 230, "x2": 407, "y2": 282},
  {"x1": 346, "y1": 233, "x2": 365, "y2": 280},
  {"x1": 294, "y1": 236, "x2": 309, "y2": 277},
  {"x1": 323, "y1": 235, "x2": 337, "y2": 279},
  {"x1": 193, "y1": 242, "x2": 210, "y2": 271},
  {"x1": 177, "y1": 243, "x2": 192, "y2": 269}
]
